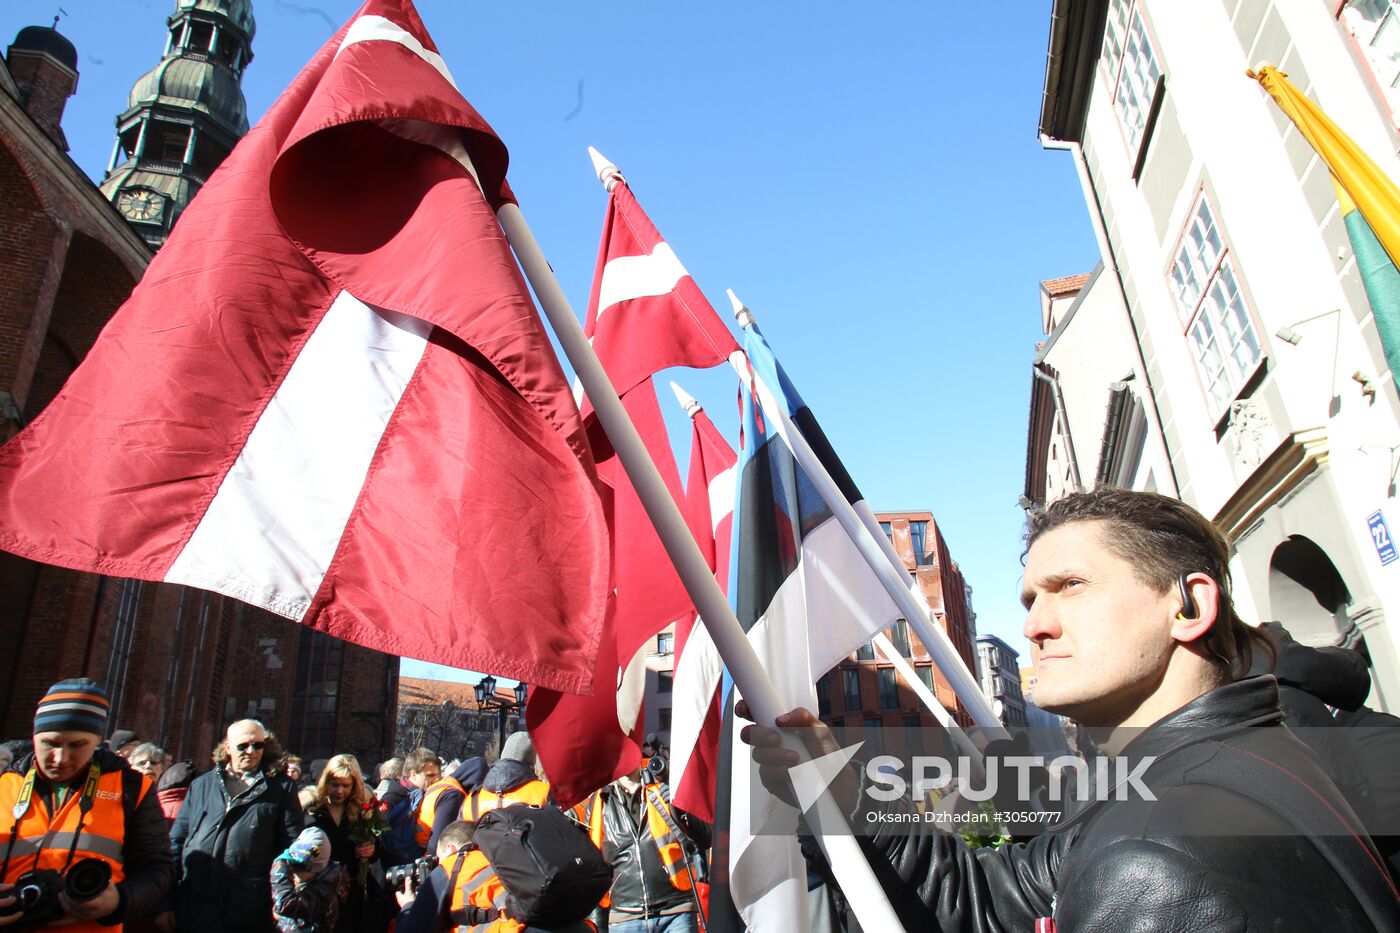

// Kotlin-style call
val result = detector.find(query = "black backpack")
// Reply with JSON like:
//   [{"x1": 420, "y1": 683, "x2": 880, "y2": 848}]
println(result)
[{"x1": 472, "y1": 804, "x2": 613, "y2": 926}]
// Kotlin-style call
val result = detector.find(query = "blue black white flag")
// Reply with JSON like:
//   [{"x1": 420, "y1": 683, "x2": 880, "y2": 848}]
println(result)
[{"x1": 715, "y1": 321, "x2": 903, "y2": 931}]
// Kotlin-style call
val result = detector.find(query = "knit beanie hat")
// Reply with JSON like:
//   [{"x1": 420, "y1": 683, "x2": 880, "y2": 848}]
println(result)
[
  {"x1": 500, "y1": 732, "x2": 536, "y2": 767},
  {"x1": 281, "y1": 827, "x2": 331, "y2": 874},
  {"x1": 33, "y1": 678, "x2": 110, "y2": 736}
]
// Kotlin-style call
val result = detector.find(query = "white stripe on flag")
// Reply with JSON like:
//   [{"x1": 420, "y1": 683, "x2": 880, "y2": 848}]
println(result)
[
  {"x1": 707, "y1": 462, "x2": 736, "y2": 536},
  {"x1": 166, "y1": 291, "x2": 432, "y2": 618},
  {"x1": 596, "y1": 243, "x2": 688, "y2": 320},
  {"x1": 728, "y1": 514, "x2": 901, "y2": 930},
  {"x1": 800, "y1": 517, "x2": 901, "y2": 677},
  {"x1": 337, "y1": 14, "x2": 458, "y2": 89},
  {"x1": 668, "y1": 619, "x2": 721, "y2": 792}
]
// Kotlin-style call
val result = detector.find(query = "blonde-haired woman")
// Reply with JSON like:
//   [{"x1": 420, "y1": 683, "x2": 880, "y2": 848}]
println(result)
[{"x1": 306, "y1": 755, "x2": 391, "y2": 932}]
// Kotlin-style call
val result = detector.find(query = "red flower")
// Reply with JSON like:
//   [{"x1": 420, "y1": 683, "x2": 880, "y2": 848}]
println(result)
[{"x1": 361, "y1": 801, "x2": 373, "y2": 812}]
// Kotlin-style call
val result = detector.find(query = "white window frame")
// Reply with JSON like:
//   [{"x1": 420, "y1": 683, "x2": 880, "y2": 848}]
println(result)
[
  {"x1": 1343, "y1": 1, "x2": 1400, "y2": 128},
  {"x1": 1103, "y1": 0, "x2": 1163, "y2": 158},
  {"x1": 1168, "y1": 193, "x2": 1265, "y2": 417}
]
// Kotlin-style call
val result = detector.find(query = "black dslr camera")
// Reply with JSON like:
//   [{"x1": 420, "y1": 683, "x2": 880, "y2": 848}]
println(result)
[
  {"x1": 384, "y1": 854, "x2": 438, "y2": 895},
  {"x1": 643, "y1": 755, "x2": 668, "y2": 783},
  {"x1": 0, "y1": 857, "x2": 112, "y2": 930}
]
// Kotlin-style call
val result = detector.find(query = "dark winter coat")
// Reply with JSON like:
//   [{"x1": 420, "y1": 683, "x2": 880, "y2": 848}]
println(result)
[
  {"x1": 1252, "y1": 622, "x2": 1379, "y2": 826},
  {"x1": 306, "y1": 803, "x2": 392, "y2": 932},
  {"x1": 170, "y1": 766, "x2": 304, "y2": 932},
  {"x1": 862, "y1": 676, "x2": 1400, "y2": 931}
]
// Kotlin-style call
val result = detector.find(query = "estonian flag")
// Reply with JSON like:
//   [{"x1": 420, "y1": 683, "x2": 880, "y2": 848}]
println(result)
[{"x1": 714, "y1": 320, "x2": 903, "y2": 931}]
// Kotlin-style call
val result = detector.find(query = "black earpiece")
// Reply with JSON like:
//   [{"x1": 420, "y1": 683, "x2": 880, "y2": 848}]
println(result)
[{"x1": 1177, "y1": 570, "x2": 1199, "y2": 620}]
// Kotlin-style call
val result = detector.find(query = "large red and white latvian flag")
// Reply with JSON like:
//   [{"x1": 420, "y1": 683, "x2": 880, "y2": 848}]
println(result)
[
  {"x1": 667, "y1": 384, "x2": 737, "y2": 823},
  {"x1": 0, "y1": 0, "x2": 610, "y2": 693},
  {"x1": 530, "y1": 176, "x2": 739, "y2": 805}
]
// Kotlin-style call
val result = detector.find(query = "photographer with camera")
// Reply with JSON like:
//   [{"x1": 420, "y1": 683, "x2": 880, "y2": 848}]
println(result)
[
  {"x1": 576, "y1": 747, "x2": 709, "y2": 933},
  {"x1": 0, "y1": 678, "x2": 173, "y2": 931},
  {"x1": 393, "y1": 818, "x2": 600, "y2": 933}
]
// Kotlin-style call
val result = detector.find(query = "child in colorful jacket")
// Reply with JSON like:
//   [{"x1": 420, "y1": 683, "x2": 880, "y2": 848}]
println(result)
[{"x1": 271, "y1": 826, "x2": 350, "y2": 932}]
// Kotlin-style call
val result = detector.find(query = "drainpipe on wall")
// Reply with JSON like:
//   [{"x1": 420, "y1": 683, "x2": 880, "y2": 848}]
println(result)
[{"x1": 1032, "y1": 365, "x2": 1083, "y2": 491}]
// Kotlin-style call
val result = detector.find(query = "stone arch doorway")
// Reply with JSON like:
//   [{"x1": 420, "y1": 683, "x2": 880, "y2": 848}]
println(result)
[{"x1": 1267, "y1": 535, "x2": 1352, "y2": 646}]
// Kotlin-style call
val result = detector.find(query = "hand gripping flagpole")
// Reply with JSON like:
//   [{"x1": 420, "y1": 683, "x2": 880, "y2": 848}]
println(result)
[
  {"x1": 495, "y1": 158, "x2": 906, "y2": 933},
  {"x1": 727, "y1": 291, "x2": 1008, "y2": 739}
]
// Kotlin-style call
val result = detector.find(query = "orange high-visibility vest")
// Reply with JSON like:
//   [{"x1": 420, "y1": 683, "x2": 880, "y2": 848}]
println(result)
[
  {"x1": 443, "y1": 847, "x2": 520, "y2": 933},
  {"x1": 415, "y1": 776, "x2": 466, "y2": 848},
  {"x1": 463, "y1": 780, "x2": 550, "y2": 821},
  {"x1": 0, "y1": 762, "x2": 150, "y2": 933}
]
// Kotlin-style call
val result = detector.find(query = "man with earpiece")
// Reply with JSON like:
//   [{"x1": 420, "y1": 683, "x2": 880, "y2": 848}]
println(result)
[{"x1": 742, "y1": 487, "x2": 1400, "y2": 932}]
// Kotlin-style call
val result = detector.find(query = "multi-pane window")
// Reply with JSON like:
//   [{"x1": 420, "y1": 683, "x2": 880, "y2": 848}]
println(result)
[
  {"x1": 878, "y1": 668, "x2": 900, "y2": 709},
  {"x1": 856, "y1": 641, "x2": 876, "y2": 661},
  {"x1": 908, "y1": 521, "x2": 930, "y2": 566},
  {"x1": 903, "y1": 715, "x2": 923, "y2": 760},
  {"x1": 844, "y1": 669, "x2": 862, "y2": 711},
  {"x1": 657, "y1": 632, "x2": 673, "y2": 654},
  {"x1": 657, "y1": 671, "x2": 673, "y2": 694},
  {"x1": 816, "y1": 676, "x2": 831, "y2": 717},
  {"x1": 864, "y1": 716, "x2": 885, "y2": 760},
  {"x1": 1344, "y1": 2, "x2": 1400, "y2": 125},
  {"x1": 289, "y1": 630, "x2": 344, "y2": 761},
  {"x1": 917, "y1": 665, "x2": 934, "y2": 696},
  {"x1": 1104, "y1": 0, "x2": 1162, "y2": 154},
  {"x1": 890, "y1": 619, "x2": 911, "y2": 658},
  {"x1": 879, "y1": 521, "x2": 892, "y2": 543},
  {"x1": 1170, "y1": 195, "x2": 1263, "y2": 413}
]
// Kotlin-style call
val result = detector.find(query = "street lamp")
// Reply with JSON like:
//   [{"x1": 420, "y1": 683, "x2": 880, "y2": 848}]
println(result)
[{"x1": 475, "y1": 675, "x2": 529, "y2": 757}]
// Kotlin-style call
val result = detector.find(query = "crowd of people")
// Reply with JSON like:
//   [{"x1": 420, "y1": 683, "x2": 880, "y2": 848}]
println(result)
[
  {"x1": 0, "y1": 680, "x2": 703, "y2": 933},
  {"x1": 1, "y1": 489, "x2": 1399, "y2": 931}
]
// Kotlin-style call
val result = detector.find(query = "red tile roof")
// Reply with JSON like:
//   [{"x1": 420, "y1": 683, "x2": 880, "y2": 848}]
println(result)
[
  {"x1": 1041, "y1": 272, "x2": 1091, "y2": 297},
  {"x1": 398, "y1": 676, "x2": 514, "y2": 711}
]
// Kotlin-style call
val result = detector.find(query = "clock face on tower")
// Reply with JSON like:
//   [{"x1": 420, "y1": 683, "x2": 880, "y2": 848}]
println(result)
[{"x1": 116, "y1": 188, "x2": 164, "y2": 223}]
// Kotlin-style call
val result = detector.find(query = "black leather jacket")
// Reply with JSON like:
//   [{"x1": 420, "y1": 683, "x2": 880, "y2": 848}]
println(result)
[
  {"x1": 591, "y1": 782, "x2": 707, "y2": 918},
  {"x1": 861, "y1": 676, "x2": 1400, "y2": 931}
]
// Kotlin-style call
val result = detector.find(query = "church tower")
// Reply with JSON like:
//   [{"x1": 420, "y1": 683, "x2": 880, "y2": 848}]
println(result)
[{"x1": 99, "y1": 0, "x2": 255, "y2": 249}]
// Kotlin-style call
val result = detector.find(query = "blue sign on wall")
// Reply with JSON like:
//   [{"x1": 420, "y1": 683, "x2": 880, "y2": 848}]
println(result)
[{"x1": 1368, "y1": 511, "x2": 1398, "y2": 566}]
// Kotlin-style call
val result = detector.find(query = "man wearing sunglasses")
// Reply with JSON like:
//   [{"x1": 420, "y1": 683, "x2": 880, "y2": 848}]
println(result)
[{"x1": 162, "y1": 720, "x2": 303, "y2": 932}]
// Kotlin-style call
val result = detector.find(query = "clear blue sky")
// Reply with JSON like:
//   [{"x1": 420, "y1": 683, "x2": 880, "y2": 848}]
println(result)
[{"x1": 3, "y1": 1, "x2": 1098, "y2": 681}]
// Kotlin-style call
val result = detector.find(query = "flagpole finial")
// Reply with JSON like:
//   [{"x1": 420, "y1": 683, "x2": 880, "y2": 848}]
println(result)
[
  {"x1": 669, "y1": 381, "x2": 702, "y2": 418},
  {"x1": 728, "y1": 288, "x2": 756, "y2": 329},
  {"x1": 588, "y1": 146, "x2": 624, "y2": 192}
]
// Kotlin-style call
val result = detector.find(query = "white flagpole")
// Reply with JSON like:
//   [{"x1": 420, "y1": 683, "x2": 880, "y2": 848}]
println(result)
[
  {"x1": 669, "y1": 382, "x2": 984, "y2": 760},
  {"x1": 727, "y1": 292, "x2": 1008, "y2": 737},
  {"x1": 495, "y1": 175, "x2": 905, "y2": 932}
]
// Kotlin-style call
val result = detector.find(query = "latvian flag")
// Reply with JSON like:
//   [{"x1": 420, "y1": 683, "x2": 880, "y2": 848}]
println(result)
[
  {"x1": 0, "y1": 0, "x2": 610, "y2": 693},
  {"x1": 667, "y1": 383, "x2": 738, "y2": 824},
  {"x1": 529, "y1": 164, "x2": 739, "y2": 805}
]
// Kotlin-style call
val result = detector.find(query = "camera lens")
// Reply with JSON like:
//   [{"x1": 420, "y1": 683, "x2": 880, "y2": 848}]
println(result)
[{"x1": 64, "y1": 859, "x2": 113, "y2": 902}]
